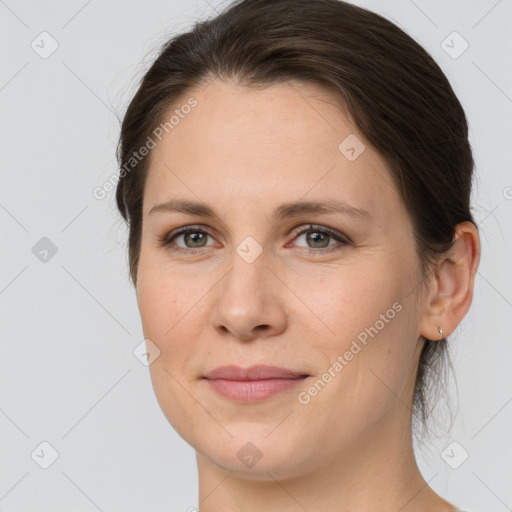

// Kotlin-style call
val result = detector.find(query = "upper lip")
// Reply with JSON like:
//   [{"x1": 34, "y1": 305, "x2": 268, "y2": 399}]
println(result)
[{"x1": 203, "y1": 365, "x2": 308, "y2": 381}]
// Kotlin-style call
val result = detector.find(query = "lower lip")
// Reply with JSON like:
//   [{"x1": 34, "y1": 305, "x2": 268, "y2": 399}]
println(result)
[{"x1": 205, "y1": 377, "x2": 307, "y2": 402}]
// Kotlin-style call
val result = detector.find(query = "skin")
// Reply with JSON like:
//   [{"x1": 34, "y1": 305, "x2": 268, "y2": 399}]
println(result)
[{"x1": 135, "y1": 79, "x2": 480, "y2": 511}]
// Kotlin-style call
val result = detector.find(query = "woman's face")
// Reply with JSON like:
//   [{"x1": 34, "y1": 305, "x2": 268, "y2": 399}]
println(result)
[{"x1": 136, "y1": 79, "x2": 428, "y2": 480}]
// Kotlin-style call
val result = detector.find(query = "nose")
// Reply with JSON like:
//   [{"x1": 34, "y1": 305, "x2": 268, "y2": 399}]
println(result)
[{"x1": 210, "y1": 249, "x2": 287, "y2": 341}]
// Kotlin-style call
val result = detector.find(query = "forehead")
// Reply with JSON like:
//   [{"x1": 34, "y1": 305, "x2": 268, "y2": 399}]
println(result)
[{"x1": 144, "y1": 79, "x2": 401, "y2": 222}]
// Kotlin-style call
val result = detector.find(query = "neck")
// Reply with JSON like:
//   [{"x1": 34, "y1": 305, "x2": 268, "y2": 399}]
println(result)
[{"x1": 195, "y1": 409, "x2": 456, "y2": 512}]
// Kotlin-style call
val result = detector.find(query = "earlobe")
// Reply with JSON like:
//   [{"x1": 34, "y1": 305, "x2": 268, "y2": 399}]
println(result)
[{"x1": 419, "y1": 221, "x2": 481, "y2": 341}]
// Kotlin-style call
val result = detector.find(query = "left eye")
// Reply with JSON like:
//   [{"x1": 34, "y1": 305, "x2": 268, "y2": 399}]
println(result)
[{"x1": 289, "y1": 225, "x2": 349, "y2": 253}]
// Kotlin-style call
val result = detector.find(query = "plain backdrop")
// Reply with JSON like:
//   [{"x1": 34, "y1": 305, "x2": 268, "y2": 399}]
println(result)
[{"x1": 1, "y1": 0, "x2": 511, "y2": 511}]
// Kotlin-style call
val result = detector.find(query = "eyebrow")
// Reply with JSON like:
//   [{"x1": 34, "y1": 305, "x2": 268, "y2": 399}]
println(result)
[{"x1": 148, "y1": 198, "x2": 372, "y2": 222}]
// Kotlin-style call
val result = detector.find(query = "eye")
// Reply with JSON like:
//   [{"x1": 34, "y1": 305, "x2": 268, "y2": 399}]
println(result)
[
  {"x1": 159, "y1": 223, "x2": 350, "y2": 256},
  {"x1": 159, "y1": 226, "x2": 216, "y2": 254},
  {"x1": 288, "y1": 224, "x2": 350, "y2": 255}
]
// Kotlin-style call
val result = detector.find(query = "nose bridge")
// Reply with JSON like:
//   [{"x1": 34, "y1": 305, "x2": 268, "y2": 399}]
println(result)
[
  {"x1": 210, "y1": 239, "x2": 286, "y2": 339},
  {"x1": 222, "y1": 241, "x2": 269, "y2": 309}
]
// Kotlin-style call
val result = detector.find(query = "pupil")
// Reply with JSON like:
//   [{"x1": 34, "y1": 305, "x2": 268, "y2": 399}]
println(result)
[
  {"x1": 186, "y1": 232, "x2": 205, "y2": 247},
  {"x1": 307, "y1": 231, "x2": 329, "y2": 248}
]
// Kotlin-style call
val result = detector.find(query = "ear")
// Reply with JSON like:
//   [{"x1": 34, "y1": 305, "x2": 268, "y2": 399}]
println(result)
[{"x1": 419, "y1": 221, "x2": 481, "y2": 341}]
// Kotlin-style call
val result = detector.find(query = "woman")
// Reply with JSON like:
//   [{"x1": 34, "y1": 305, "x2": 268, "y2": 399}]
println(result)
[{"x1": 115, "y1": 0, "x2": 480, "y2": 510}]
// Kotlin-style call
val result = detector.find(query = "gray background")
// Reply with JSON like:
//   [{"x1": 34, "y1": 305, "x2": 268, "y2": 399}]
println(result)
[{"x1": 1, "y1": 0, "x2": 511, "y2": 510}]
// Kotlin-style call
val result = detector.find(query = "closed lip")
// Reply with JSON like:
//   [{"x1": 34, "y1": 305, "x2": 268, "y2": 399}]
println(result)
[{"x1": 203, "y1": 364, "x2": 309, "y2": 381}]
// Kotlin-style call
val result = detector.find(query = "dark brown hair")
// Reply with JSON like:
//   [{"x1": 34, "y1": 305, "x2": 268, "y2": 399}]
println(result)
[{"x1": 115, "y1": 0, "x2": 476, "y2": 440}]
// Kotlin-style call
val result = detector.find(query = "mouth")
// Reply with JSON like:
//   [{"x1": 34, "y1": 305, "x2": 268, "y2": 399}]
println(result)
[{"x1": 202, "y1": 365, "x2": 310, "y2": 402}]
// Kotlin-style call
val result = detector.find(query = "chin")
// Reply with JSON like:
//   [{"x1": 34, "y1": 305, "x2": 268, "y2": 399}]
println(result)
[{"x1": 194, "y1": 427, "x2": 315, "y2": 481}]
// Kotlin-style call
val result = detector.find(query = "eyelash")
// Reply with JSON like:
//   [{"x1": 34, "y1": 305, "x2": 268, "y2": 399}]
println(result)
[{"x1": 158, "y1": 224, "x2": 351, "y2": 256}]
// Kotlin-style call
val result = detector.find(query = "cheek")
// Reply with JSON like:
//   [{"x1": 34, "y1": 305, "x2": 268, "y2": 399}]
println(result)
[
  {"x1": 136, "y1": 274, "x2": 171, "y2": 339},
  {"x1": 136, "y1": 252, "x2": 200, "y2": 337},
  {"x1": 289, "y1": 263, "x2": 400, "y2": 344},
  {"x1": 296, "y1": 262, "x2": 418, "y2": 405},
  {"x1": 135, "y1": 255, "x2": 219, "y2": 384},
  {"x1": 136, "y1": 269, "x2": 205, "y2": 442},
  {"x1": 299, "y1": 314, "x2": 417, "y2": 452}
]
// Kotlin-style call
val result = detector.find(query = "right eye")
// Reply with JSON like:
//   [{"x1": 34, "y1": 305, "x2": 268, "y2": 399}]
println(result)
[{"x1": 159, "y1": 226, "x2": 216, "y2": 254}]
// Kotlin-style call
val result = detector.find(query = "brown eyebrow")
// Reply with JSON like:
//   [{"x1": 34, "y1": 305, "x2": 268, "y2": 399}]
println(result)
[{"x1": 148, "y1": 198, "x2": 372, "y2": 222}]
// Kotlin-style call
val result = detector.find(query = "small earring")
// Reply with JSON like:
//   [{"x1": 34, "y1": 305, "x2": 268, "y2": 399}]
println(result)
[{"x1": 438, "y1": 327, "x2": 444, "y2": 339}]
